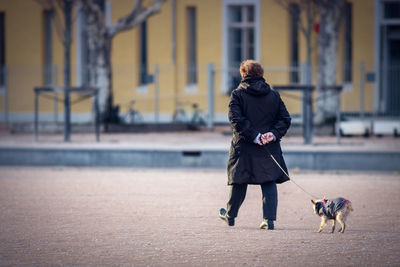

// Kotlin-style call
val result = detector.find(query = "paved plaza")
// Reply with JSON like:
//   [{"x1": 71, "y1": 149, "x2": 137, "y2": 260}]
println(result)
[{"x1": 0, "y1": 167, "x2": 399, "y2": 266}]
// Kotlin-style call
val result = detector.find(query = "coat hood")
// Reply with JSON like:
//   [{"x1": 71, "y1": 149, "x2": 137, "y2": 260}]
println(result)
[{"x1": 238, "y1": 76, "x2": 271, "y2": 96}]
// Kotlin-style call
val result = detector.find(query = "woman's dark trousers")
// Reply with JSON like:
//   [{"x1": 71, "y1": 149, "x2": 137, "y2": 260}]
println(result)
[{"x1": 226, "y1": 182, "x2": 277, "y2": 220}]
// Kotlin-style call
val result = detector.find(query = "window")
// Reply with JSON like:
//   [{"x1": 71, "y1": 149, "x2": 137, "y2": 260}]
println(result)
[
  {"x1": 187, "y1": 7, "x2": 197, "y2": 85},
  {"x1": 139, "y1": 21, "x2": 148, "y2": 84},
  {"x1": 0, "y1": 12, "x2": 5, "y2": 87},
  {"x1": 289, "y1": 3, "x2": 299, "y2": 83},
  {"x1": 43, "y1": 10, "x2": 53, "y2": 85},
  {"x1": 227, "y1": 5, "x2": 256, "y2": 92},
  {"x1": 343, "y1": 2, "x2": 352, "y2": 83},
  {"x1": 222, "y1": 0, "x2": 259, "y2": 94},
  {"x1": 384, "y1": 1, "x2": 400, "y2": 19}
]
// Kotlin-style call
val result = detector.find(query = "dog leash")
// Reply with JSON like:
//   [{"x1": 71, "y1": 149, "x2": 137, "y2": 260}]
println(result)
[{"x1": 264, "y1": 146, "x2": 320, "y2": 199}]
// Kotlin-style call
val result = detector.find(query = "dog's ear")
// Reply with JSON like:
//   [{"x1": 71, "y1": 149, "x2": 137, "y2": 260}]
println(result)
[{"x1": 311, "y1": 199, "x2": 316, "y2": 205}]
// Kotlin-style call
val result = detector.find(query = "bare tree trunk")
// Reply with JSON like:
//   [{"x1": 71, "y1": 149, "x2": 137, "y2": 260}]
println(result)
[
  {"x1": 84, "y1": 2, "x2": 109, "y2": 116},
  {"x1": 93, "y1": 39, "x2": 111, "y2": 116},
  {"x1": 315, "y1": 8, "x2": 338, "y2": 123},
  {"x1": 93, "y1": 38, "x2": 113, "y2": 124},
  {"x1": 82, "y1": 0, "x2": 166, "y2": 120},
  {"x1": 86, "y1": 15, "x2": 113, "y2": 124},
  {"x1": 314, "y1": 0, "x2": 345, "y2": 124},
  {"x1": 104, "y1": 38, "x2": 113, "y2": 116}
]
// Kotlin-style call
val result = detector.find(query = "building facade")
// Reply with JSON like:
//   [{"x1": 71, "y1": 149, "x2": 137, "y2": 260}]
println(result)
[{"x1": 0, "y1": 0, "x2": 397, "y2": 124}]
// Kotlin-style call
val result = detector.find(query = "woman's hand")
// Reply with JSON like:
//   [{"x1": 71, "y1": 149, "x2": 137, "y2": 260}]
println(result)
[{"x1": 261, "y1": 132, "x2": 275, "y2": 144}]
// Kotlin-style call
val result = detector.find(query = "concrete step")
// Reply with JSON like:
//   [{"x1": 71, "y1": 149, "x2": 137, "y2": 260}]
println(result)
[{"x1": 0, "y1": 145, "x2": 399, "y2": 171}]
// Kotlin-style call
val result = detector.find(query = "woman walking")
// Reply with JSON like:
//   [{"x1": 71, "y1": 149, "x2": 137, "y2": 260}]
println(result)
[{"x1": 219, "y1": 60, "x2": 291, "y2": 230}]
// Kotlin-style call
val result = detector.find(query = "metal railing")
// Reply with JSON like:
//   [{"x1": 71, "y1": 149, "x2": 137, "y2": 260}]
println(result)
[
  {"x1": 34, "y1": 86, "x2": 100, "y2": 142},
  {"x1": 3, "y1": 61, "x2": 398, "y2": 140}
]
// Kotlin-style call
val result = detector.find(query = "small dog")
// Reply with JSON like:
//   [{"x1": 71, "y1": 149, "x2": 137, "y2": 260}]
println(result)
[{"x1": 311, "y1": 197, "x2": 353, "y2": 233}]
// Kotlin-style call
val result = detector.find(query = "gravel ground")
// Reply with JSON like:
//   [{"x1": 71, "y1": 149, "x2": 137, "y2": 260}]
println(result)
[{"x1": 0, "y1": 167, "x2": 399, "y2": 266}]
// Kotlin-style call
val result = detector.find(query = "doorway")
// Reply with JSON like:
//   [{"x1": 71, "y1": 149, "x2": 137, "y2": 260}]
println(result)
[{"x1": 378, "y1": 1, "x2": 400, "y2": 116}]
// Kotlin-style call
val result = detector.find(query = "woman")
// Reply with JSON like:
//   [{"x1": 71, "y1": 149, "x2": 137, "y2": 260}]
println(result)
[{"x1": 219, "y1": 60, "x2": 291, "y2": 230}]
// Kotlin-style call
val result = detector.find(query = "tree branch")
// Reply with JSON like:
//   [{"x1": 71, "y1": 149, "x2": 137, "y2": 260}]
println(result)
[
  {"x1": 275, "y1": 0, "x2": 317, "y2": 44},
  {"x1": 33, "y1": 0, "x2": 54, "y2": 9},
  {"x1": 274, "y1": 0, "x2": 291, "y2": 11},
  {"x1": 107, "y1": 0, "x2": 166, "y2": 38},
  {"x1": 81, "y1": 0, "x2": 106, "y2": 26}
]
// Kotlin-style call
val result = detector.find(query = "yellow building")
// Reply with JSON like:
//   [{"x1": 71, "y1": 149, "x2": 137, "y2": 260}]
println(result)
[{"x1": 0, "y1": 0, "x2": 397, "y2": 124}]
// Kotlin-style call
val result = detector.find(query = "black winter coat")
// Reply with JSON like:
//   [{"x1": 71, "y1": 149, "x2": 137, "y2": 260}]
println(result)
[{"x1": 227, "y1": 76, "x2": 291, "y2": 185}]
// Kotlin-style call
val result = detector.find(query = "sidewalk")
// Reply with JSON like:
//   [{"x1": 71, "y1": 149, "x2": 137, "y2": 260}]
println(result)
[
  {"x1": 0, "y1": 126, "x2": 399, "y2": 170},
  {"x1": 1, "y1": 126, "x2": 400, "y2": 151}
]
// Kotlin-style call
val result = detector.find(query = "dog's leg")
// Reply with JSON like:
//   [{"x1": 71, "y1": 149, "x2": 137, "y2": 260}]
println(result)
[
  {"x1": 330, "y1": 219, "x2": 336, "y2": 233},
  {"x1": 317, "y1": 217, "x2": 327, "y2": 233},
  {"x1": 337, "y1": 214, "x2": 346, "y2": 233}
]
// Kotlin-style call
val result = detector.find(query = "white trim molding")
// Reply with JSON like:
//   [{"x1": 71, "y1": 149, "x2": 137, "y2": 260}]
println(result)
[
  {"x1": 136, "y1": 85, "x2": 149, "y2": 94},
  {"x1": 185, "y1": 84, "x2": 198, "y2": 93}
]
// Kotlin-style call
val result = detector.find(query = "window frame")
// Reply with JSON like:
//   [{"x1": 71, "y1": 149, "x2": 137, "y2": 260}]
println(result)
[{"x1": 221, "y1": 0, "x2": 260, "y2": 93}]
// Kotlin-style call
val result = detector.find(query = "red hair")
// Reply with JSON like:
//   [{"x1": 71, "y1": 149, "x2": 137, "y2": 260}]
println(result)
[{"x1": 240, "y1": 60, "x2": 264, "y2": 79}]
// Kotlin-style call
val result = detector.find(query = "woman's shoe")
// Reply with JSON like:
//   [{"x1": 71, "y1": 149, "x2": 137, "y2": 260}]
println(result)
[
  {"x1": 219, "y1": 208, "x2": 235, "y2": 226},
  {"x1": 259, "y1": 219, "x2": 274, "y2": 230}
]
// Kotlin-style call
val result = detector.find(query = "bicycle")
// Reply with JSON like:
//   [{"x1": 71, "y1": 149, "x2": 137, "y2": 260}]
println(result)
[
  {"x1": 188, "y1": 103, "x2": 207, "y2": 130},
  {"x1": 173, "y1": 101, "x2": 207, "y2": 129},
  {"x1": 172, "y1": 101, "x2": 190, "y2": 123},
  {"x1": 122, "y1": 100, "x2": 143, "y2": 124}
]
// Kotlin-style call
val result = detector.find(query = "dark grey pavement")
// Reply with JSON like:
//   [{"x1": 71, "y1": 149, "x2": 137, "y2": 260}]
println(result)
[{"x1": 0, "y1": 167, "x2": 399, "y2": 266}]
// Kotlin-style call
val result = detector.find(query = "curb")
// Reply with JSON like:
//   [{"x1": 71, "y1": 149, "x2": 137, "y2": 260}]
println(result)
[{"x1": 0, "y1": 146, "x2": 399, "y2": 171}]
